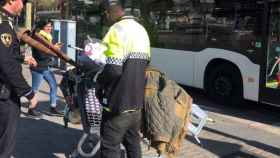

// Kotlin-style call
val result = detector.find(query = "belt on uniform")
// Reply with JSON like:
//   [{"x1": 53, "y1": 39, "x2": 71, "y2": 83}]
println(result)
[
  {"x1": 122, "y1": 108, "x2": 141, "y2": 114},
  {"x1": 103, "y1": 106, "x2": 141, "y2": 113}
]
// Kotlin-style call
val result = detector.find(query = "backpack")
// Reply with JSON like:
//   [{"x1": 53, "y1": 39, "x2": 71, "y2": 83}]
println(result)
[{"x1": 143, "y1": 66, "x2": 193, "y2": 158}]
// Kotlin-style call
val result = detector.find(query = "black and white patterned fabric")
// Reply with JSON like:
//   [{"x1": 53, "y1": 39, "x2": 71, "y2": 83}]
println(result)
[
  {"x1": 84, "y1": 87, "x2": 102, "y2": 128},
  {"x1": 126, "y1": 52, "x2": 150, "y2": 60},
  {"x1": 106, "y1": 57, "x2": 123, "y2": 65},
  {"x1": 106, "y1": 52, "x2": 150, "y2": 66}
]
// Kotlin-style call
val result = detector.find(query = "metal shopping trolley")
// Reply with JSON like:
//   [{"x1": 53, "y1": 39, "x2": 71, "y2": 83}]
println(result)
[
  {"x1": 60, "y1": 39, "x2": 106, "y2": 158},
  {"x1": 60, "y1": 62, "x2": 103, "y2": 158}
]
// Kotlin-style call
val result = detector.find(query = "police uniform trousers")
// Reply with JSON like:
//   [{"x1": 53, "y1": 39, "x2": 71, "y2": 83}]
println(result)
[
  {"x1": 0, "y1": 99, "x2": 20, "y2": 158},
  {"x1": 101, "y1": 110, "x2": 142, "y2": 158}
]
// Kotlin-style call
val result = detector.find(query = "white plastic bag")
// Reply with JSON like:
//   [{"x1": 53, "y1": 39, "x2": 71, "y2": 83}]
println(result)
[{"x1": 84, "y1": 42, "x2": 107, "y2": 65}]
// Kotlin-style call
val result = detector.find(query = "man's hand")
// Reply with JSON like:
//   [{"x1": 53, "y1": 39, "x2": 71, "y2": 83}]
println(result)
[
  {"x1": 54, "y1": 42, "x2": 63, "y2": 50},
  {"x1": 29, "y1": 96, "x2": 38, "y2": 109},
  {"x1": 24, "y1": 56, "x2": 38, "y2": 67}
]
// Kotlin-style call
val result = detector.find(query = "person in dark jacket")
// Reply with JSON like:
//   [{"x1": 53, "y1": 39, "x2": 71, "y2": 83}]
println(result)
[
  {"x1": 0, "y1": 0, "x2": 38, "y2": 157},
  {"x1": 29, "y1": 19, "x2": 63, "y2": 116},
  {"x1": 98, "y1": 1, "x2": 150, "y2": 158}
]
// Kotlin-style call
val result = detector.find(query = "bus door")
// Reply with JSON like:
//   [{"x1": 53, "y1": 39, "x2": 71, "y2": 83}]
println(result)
[{"x1": 262, "y1": 1, "x2": 280, "y2": 106}]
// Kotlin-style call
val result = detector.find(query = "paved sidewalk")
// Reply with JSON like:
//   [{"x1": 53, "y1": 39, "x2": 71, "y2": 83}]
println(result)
[{"x1": 16, "y1": 66, "x2": 280, "y2": 158}]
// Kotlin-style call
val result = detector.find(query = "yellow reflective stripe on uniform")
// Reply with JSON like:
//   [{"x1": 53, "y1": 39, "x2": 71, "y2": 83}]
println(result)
[
  {"x1": 114, "y1": 24, "x2": 128, "y2": 45},
  {"x1": 102, "y1": 25, "x2": 125, "y2": 65},
  {"x1": 122, "y1": 19, "x2": 150, "y2": 59},
  {"x1": 114, "y1": 23, "x2": 129, "y2": 58}
]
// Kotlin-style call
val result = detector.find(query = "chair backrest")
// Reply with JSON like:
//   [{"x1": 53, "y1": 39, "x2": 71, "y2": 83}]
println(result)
[{"x1": 187, "y1": 104, "x2": 208, "y2": 145}]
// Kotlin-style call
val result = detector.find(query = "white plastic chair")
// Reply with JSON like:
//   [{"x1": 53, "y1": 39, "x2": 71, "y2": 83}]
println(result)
[{"x1": 188, "y1": 104, "x2": 208, "y2": 145}]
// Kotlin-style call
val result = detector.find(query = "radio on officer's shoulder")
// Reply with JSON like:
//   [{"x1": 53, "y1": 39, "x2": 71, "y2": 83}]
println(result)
[{"x1": 0, "y1": 84, "x2": 10, "y2": 100}]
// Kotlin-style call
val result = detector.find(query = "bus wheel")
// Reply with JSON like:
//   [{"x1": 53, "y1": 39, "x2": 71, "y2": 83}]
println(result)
[{"x1": 206, "y1": 64, "x2": 243, "y2": 105}]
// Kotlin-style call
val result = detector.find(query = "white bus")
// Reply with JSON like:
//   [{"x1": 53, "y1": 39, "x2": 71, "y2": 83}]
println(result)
[{"x1": 150, "y1": 0, "x2": 280, "y2": 106}]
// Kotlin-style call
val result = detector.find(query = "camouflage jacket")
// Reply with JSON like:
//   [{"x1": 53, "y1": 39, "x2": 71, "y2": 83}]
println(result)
[{"x1": 143, "y1": 66, "x2": 192, "y2": 158}]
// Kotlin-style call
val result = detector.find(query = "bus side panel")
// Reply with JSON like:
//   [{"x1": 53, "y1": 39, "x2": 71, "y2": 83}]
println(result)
[
  {"x1": 151, "y1": 47, "x2": 260, "y2": 102},
  {"x1": 196, "y1": 48, "x2": 260, "y2": 102},
  {"x1": 151, "y1": 48, "x2": 195, "y2": 86}
]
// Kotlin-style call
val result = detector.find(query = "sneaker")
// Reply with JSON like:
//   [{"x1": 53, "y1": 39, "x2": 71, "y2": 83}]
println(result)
[
  {"x1": 49, "y1": 107, "x2": 64, "y2": 117},
  {"x1": 27, "y1": 109, "x2": 42, "y2": 118}
]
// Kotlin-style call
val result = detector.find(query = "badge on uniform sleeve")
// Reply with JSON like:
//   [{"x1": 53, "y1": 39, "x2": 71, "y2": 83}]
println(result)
[{"x1": 1, "y1": 33, "x2": 12, "y2": 47}]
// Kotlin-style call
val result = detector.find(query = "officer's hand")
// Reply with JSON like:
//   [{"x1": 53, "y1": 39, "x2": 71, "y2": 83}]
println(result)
[
  {"x1": 24, "y1": 56, "x2": 38, "y2": 67},
  {"x1": 29, "y1": 96, "x2": 38, "y2": 109}
]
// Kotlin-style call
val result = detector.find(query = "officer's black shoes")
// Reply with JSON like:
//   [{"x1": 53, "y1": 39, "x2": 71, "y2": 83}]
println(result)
[
  {"x1": 27, "y1": 109, "x2": 42, "y2": 118},
  {"x1": 49, "y1": 107, "x2": 64, "y2": 117}
]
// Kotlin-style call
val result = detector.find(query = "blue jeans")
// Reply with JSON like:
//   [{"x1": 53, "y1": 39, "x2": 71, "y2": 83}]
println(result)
[{"x1": 31, "y1": 69, "x2": 57, "y2": 107}]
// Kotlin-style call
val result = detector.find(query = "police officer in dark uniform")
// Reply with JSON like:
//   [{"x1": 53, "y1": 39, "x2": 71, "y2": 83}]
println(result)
[{"x1": 0, "y1": 0, "x2": 38, "y2": 157}]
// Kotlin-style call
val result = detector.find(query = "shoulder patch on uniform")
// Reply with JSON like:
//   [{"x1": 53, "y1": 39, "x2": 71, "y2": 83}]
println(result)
[{"x1": 1, "y1": 33, "x2": 12, "y2": 47}]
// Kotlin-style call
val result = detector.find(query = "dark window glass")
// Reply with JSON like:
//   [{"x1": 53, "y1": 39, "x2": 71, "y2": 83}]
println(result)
[{"x1": 266, "y1": 3, "x2": 280, "y2": 89}]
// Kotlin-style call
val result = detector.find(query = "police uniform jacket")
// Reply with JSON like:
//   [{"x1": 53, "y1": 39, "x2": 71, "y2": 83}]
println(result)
[
  {"x1": 97, "y1": 16, "x2": 150, "y2": 114},
  {"x1": 0, "y1": 8, "x2": 34, "y2": 102}
]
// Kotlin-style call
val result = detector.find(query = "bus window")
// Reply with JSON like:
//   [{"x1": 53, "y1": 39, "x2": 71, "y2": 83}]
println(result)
[
  {"x1": 153, "y1": 3, "x2": 207, "y2": 51},
  {"x1": 266, "y1": 3, "x2": 280, "y2": 89},
  {"x1": 207, "y1": 2, "x2": 262, "y2": 56},
  {"x1": 234, "y1": 16, "x2": 256, "y2": 31}
]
